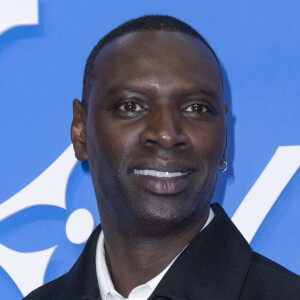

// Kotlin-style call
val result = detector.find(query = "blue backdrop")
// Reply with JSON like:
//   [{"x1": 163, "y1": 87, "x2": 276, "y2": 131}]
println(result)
[{"x1": 0, "y1": 1, "x2": 299, "y2": 298}]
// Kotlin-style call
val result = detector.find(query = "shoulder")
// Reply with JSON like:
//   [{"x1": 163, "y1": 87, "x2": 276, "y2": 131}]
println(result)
[
  {"x1": 23, "y1": 274, "x2": 67, "y2": 300},
  {"x1": 240, "y1": 252, "x2": 300, "y2": 299}
]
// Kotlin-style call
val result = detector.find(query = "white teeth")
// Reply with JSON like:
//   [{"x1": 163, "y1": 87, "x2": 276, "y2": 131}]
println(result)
[{"x1": 133, "y1": 169, "x2": 189, "y2": 177}]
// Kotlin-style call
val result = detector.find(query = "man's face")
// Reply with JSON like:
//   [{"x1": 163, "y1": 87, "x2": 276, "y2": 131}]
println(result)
[{"x1": 85, "y1": 31, "x2": 227, "y2": 233}]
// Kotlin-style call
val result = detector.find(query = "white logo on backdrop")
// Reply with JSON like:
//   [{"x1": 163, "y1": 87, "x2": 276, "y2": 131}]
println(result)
[
  {"x1": 0, "y1": 146, "x2": 94, "y2": 296},
  {"x1": 232, "y1": 146, "x2": 300, "y2": 242},
  {"x1": 0, "y1": 0, "x2": 39, "y2": 35}
]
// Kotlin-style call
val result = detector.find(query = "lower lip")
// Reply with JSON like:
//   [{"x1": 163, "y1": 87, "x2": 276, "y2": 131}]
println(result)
[{"x1": 132, "y1": 173, "x2": 191, "y2": 195}]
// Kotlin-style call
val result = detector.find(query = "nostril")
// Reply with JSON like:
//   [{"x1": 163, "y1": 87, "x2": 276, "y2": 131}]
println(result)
[
  {"x1": 145, "y1": 140, "x2": 157, "y2": 147},
  {"x1": 178, "y1": 141, "x2": 188, "y2": 148},
  {"x1": 142, "y1": 132, "x2": 190, "y2": 150}
]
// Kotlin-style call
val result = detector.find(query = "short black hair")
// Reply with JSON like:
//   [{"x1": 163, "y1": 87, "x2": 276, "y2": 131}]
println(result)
[{"x1": 82, "y1": 15, "x2": 221, "y2": 109}]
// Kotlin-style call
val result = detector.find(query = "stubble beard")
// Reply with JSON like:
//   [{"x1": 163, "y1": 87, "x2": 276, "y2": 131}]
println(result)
[{"x1": 94, "y1": 166, "x2": 219, "y2": 241}]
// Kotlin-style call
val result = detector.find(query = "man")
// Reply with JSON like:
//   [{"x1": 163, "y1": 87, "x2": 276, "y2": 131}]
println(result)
[{"x1": 25, "y1": 15, "x2": 300, "y2": 299}]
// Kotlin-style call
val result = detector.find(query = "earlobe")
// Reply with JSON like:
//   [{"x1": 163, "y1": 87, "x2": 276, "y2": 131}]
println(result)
[
  {"x1": 225, "y1": 104, "x2": 229, "y2": 114},
  {"x1": 71, "y1": 99, "x2": 88, "y2": 161}
]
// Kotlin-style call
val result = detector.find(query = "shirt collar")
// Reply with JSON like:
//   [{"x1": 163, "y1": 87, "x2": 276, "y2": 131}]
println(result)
[{"x1": 96, "y1": 208, "x2": 214, "y2": 300}]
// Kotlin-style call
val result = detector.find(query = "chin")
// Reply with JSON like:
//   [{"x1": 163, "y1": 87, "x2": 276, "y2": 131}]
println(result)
[{"x1": 120, "y1": 192, "x2": 208, "y2": 237}]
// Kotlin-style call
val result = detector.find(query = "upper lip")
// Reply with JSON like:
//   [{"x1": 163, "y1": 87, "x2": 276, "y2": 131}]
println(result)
[{"x1": 129, "y1": 159, "x2": 196, "y2": 173}]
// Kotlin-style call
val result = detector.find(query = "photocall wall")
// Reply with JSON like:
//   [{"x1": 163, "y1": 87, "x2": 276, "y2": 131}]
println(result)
[{"x1": 0, "y1": 0, "x2": 299, "y2": 298}]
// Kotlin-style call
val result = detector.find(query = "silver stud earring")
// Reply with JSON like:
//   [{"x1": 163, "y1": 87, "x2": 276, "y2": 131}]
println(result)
[{"x1": 219, "y1": 161, "x2": 227, "y2": 173}]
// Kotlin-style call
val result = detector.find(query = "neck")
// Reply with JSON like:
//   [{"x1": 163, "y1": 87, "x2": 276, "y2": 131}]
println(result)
[{"x1": 100, "y1": 207, "x2": 211, "y2": 297}]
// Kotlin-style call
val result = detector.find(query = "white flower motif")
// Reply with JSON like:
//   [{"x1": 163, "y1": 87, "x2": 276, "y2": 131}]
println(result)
[
  {"x1": 0, "y1": 243, "x2": 57, "y2": 297},
  {"x1": 0, "y1": 145, "x2": 94, "y2": 296},
  {"x1": 0, "y1": 0, "x2": 39, "y2": 35}
]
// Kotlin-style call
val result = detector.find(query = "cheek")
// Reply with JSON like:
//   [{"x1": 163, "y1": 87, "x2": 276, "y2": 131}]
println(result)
[
  {"x1": 88, "y1": 117, "x2": 142, "y2": 165},
  {"x1": 191, "y1": 123, "x2": 226, "y2": 163}
]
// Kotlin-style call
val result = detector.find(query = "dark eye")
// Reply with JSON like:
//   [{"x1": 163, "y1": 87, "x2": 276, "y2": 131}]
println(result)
[
  {"x1": 184, "y1": 104, "x2": 208, "y2": 113},
  {"x1": 118, "y1": 101, "x2": 144, "y2": 112}
]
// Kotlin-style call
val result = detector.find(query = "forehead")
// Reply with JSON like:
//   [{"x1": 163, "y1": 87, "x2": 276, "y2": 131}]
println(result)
[{"x1": 91, "y1": 31, "x2": 223, "y2": 100}]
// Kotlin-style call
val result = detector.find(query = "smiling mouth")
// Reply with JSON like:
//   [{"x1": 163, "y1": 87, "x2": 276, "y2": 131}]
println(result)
[{"x1": 133, "y1": 169, "x2": 190, "y2": 178}]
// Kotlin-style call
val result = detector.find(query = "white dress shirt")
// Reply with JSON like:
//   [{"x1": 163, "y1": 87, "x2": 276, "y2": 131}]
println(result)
[{"x1": 96, "y1": 208, "x2": 214, "y2": 300}]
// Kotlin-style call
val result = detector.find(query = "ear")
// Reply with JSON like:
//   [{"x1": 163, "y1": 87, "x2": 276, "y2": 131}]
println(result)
[{"x1": 71, "y1": 99, "x2": 88, "y2": 161}]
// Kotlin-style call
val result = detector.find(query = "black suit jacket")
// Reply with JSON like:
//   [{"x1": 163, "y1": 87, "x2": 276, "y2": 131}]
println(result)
[{"x1": 24, "y1": 204, "x2": 300, "y2": 299}]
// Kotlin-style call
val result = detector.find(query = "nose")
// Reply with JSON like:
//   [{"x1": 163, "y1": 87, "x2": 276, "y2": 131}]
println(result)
[{"x1": 139, "y1": 106, "x2": 191, "y2": 150}]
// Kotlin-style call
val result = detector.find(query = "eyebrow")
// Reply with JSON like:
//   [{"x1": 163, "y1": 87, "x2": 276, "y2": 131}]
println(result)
[
  {"x1": 180, "y1": 85, "x2": 218, "y2": 98},
  {"x1": 107, "y1": 84, "x2": 139, "y2": 94},
  {"x1": 107, "y1": 84, "x2": 218, "y2": 99}
]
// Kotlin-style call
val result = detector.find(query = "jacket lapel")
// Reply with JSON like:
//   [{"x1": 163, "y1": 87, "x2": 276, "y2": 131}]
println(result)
[
  {"x1": 148, "y1": 204, "x2": 253, "y2": 300},
  {"x1": 62, "y1": 224, "x2": 102, "y2": 299}
]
